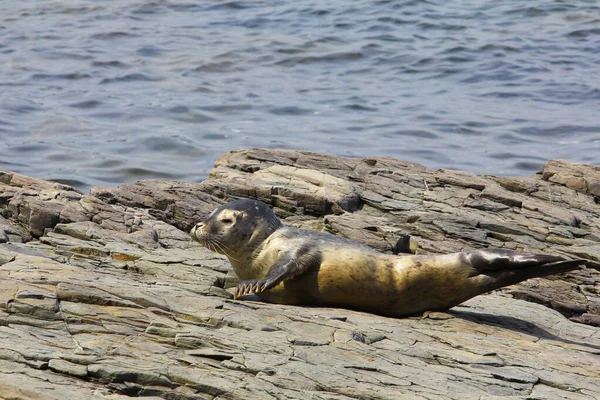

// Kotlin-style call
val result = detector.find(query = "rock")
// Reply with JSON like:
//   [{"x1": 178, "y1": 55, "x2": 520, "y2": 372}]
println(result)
[
  {"x1": 542, "y1": 159, "x2": 600, "y2": 197},
  {"x1": 48, "y1": 358, "x2": 88, "y2": 378},
  {"x1": 208, "y1": 163, "x2": 361, "y2": 215},
  {"x1": 0, "y1": 148, "x2": 599, "y2": 399}
]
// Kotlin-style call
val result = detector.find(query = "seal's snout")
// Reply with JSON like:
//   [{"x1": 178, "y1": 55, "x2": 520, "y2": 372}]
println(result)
[{"x1": 190, "y1": 221, "x2": 206, "y2": 241}]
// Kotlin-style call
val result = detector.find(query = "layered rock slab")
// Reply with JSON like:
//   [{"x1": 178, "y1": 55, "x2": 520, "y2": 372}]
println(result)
[{"x1": 0, "y1": 149, "x2": 598, "y2": 399}]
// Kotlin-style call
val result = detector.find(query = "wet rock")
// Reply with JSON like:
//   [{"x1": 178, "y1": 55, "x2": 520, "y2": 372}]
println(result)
[{"x1": 0, "y1": 149, "x2": 599, "y2": 399}]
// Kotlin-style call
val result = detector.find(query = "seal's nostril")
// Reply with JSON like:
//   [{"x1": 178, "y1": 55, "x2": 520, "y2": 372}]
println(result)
[{"x1": 191, "y1": 223, "x2": 204, "y2": 235}]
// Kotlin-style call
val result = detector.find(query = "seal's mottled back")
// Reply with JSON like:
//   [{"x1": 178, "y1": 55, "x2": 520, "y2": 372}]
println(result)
[{"x1": 190, "y1": 199, "x2": 587, "y2": 317}]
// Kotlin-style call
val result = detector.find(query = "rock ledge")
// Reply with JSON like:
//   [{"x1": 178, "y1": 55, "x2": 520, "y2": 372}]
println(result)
[{"x1": 0, "y1": 148, "x2": 598, "y2": 399}]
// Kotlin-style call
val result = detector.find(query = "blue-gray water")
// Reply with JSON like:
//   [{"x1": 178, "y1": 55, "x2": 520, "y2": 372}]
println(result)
[{"x1": 1, "y1": 0, "x2": 599, "y2": 192}]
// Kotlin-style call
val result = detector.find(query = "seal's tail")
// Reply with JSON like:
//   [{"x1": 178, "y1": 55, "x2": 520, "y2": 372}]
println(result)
[{"x1": 465, "y1": 249, "x2": 586, "y2": 292}]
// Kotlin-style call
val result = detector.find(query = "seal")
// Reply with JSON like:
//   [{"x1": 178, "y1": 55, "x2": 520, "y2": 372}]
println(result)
[{"x1": 190, "y1": 199, "x2": 587, "y2": 317}]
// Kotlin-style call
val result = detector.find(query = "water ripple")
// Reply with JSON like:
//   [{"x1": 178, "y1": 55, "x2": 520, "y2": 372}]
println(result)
[
  {"x1": 99, "y1": 73, "x2": 163, "y2": 84},
  {"x1": 31, "y1": 73, "x2": 92, "y2": 81},
  {"x1": 0, "y1": 0, "x2": 598, "y2": 190},
  {"x1": 69, "y1": 100, "x2": 103, "y2": 109},
  {"x1": 90, "y1": 32, "x2": 137, "y2": 40},
  {"x1": 275, "y1": 52, "x2": 364, "y2": 66}
]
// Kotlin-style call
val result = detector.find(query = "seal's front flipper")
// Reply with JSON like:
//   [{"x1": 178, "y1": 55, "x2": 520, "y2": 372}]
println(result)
[
  {"x1": 234, "y1": 247, "x2": 320, "y2": 299},
  {"x1": 234, "y1": 252, "x2": 296, "y2": 298},
  {"x1": 234, "y1": 268, "x2": 288, "y2": 299}
]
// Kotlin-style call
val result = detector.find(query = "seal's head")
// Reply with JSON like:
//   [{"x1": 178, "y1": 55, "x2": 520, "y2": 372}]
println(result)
[{"x1": 190, "y1": 199, "x2": 282, "y2": 259}]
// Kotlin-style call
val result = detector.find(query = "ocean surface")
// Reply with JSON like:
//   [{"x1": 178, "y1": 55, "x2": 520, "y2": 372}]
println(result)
[{"x1": 1, "y1": 0, "x2": 599, "y2": 192}]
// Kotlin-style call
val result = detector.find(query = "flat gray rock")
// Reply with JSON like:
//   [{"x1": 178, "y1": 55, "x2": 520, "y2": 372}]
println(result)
[{"x1": 0, "y1": 149, "x2": 599, "y2": 399}]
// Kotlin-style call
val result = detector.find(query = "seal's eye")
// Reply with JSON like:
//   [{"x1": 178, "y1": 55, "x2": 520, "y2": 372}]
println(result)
[{"x1": 221, "y1": 218, "x2": 233, "y2": 225}]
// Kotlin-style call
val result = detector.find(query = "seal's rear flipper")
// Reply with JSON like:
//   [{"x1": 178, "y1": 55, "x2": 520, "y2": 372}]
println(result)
[
  {"x1": 465, "y1": 249, "x2": 586, "y2": 292},
  {"x1": 464, "y1": 249, "x2": 566, "y2": 274},
  {"x1": 483, "y1": 260, "x2": 585, "y2": 291}
]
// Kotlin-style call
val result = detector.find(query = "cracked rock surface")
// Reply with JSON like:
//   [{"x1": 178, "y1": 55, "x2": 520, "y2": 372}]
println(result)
[{"x1": 0, "y1": 148, "x2": 599, "y2": 399}]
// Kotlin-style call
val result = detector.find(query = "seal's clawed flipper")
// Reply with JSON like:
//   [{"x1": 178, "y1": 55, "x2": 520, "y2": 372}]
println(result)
[
  {"x1": 465, "y1": 249, "x2": 585, "y2": 292},
  {"x1": 234, "y1": 261, "x2": 291, "y2": 298},
  {"x1": 234, "y1": 277, "x2": 280, "y2": 299},
  {"x1": 234, "y1": 247, "x2": 321, "y2": 299}
]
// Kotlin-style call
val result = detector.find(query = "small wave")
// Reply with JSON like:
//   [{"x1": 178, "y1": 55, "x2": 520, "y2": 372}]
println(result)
[
  {"x1": 440, "y1": 55, "x2": 474, "y2": 63},
  {"x1": 364, "y1": 34, "x2": 408, "y2": 42},
  {"x1": 344, "y1": 67, "x2": 375, "y2": 75},
  {"x1": 199, "y1": 104, "x2": 252, "y2": 112},
  {"x1": 342, "y1": 104, "x2": 378, "y2": 112},
  {"x1": 31, "y1": 73, "x2": 91, "y2": 80},
  {"x1": 441, "y1": 46, "x2": 469, "y2": 54},
  {"x1": 460, "y1": 70, "x2": 524, "y2": 84},
  {"x1": 93, "y1": 160, "x2": 125, "y2": 168},
  {"x1": 208, "y1": 1, "x2": 253, "y2": 10},
  {"x1": 299, "y1": 8, "x2": 330, "y2": 17},
  {"x1": 69, "y1": 100, "x2": 103, "y2": 109},
  {"x1": 46, "y1": 152, "x2": 89, "y2": 162},
  {"x1": 44, "y1": 51, "x2": 92, "y2": 61},
  {"x1": 377, "y1": 16, "x2": 412, "y2": 25},
  {"x1": 168, "y1": 105, "x2": 189, "y2": 113},
  {"x1": 52, "y1": 6, "x2": 105, "y2": 15},
  {"x1": 132, "y1": 3, "x2": 168, "y2": 15},
  {"x1": 375, "y1": 53, "x2": 420, "y2": 65},
  {"x1": 136, "y1": 46, "x2": 163, "y2": 57},
  {"x1": 454, "y1": 127, "x2": 484, "y2": 136},
  {"x1": 412, "y1": 57, "x2": 434, "y2": 67},
  {"x1": 480, "y1": 91, "x2": 531, "y2": 99},
  {"x1": 203, "y1": 133, "x2": 229, "y2": 140},
  {"x1": 90, "y1": 32, "x2": 137, "y2": 40},
  {"x1": 192, "y1": 61, "x2": 246, "y2": 73},
  {"x1": 115, "y1": 167, "x2": 180, "y2": 180},
  {"x1": 568, "y1": 28, "x2": 600, "y2": 38},
  {"x1": 171, "y1": 112, "x2": 215, "y2": 123},
  {"x1": 488, "y1": 152, "x2": 547, "y2": 161},
  {"x1": 410, "y1": 149, "x2": 453, "y2": 163},
  {"x1": 478, "y1": 44, "x2": 521, "y2": 53},
  {"x1": 91, "y1": 60, "x2": 130, "y2": 68},
  {"x1": 417, "y1": 22, "x2": 466, "y2": 31},
  {"x1": 275, "y1": 52, "x2": 364, "y2": 66},
  {"x1": 504, "y1": 6, "x2": 549, "y2": 17},
  {"x1": 167, "y1": 3, "x2": 203, "y2": 12},
  {"x1": 269, "y1": 106, "x2": 313, "y2": 116},
  {"x1": 389, "y1": 130, "x2": 439, "y2": 139},
  {"x1": 100, "y1": 73, "x2": 163, "y2": 84},
  {"x1": 10, "y1": 144, "x2": 51, "y2": 153},
  {"x1": 497, "y1": 134, "x2": 537, "y2": 145},
  {"x1": 0, "y1": 159, "x2": 28, "y2": 168},
  {"x1": 519, "y1": 125, "x2": 600, "y2": 137},
  {"x1": 141, "y1": 136, "x2": 207, "y2": 157},
  {"x1": 513, "y1": 161, "x2": 545, "y2": 172},
  {"x1": 2, "y1": 104, "x2": 43, "y2": 114}
]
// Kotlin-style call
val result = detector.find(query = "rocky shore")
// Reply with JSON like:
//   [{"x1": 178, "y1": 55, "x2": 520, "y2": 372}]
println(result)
[{"x1": 0, "y1": 148, "x2": 599, "y2": 399}]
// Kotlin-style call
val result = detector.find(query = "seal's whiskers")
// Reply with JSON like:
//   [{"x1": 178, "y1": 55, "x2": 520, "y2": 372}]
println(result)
[{"x1": 213, "y1": 240, "x2": 241, "y2": 262}]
